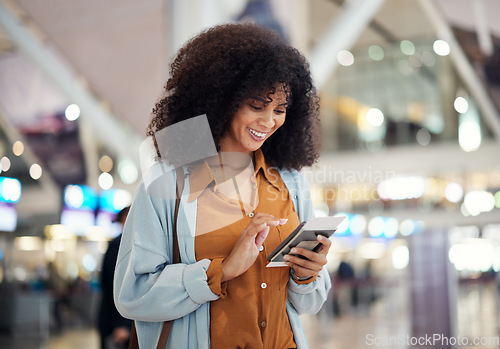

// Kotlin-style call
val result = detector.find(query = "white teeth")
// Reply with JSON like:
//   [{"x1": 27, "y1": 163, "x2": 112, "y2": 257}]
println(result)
[{"x1": 248, "y1": 128, "x2": 267, "y2": 139}]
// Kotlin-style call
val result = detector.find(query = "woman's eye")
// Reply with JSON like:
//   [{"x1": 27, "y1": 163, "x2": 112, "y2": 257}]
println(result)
[
  {"x1": 274, "y1": 109, "x2": 286, "y2": 114},
  {"x1": 250, "y1": 105, "x2": 262, "y2": 110}
]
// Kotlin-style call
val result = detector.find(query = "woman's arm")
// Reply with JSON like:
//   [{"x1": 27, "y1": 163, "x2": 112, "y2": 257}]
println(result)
[
  {"x1": 282, "y1": 170, "x2": 332, "y2": 314},
  {"x1": 113, "y1": 181, "x2": 219, "y2": 322},
  {"x1": 287, "y1": 267, "x2": 331, "y2": 314}
]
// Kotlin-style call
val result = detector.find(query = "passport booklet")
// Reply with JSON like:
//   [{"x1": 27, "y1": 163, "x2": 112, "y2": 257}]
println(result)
[{"x1": 266, "y1": 216, "x2": 346, "y2": 267}]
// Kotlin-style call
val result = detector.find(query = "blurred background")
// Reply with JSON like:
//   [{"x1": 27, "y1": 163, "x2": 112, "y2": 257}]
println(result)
[{"x1": 0, "y1": 0, "x2": 499, "y2": 348}]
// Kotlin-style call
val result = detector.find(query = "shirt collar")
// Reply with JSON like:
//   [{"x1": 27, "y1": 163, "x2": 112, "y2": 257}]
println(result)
[
  {"x1": 253, "y1": 149, "x2": 281, "y2": 191},
  {"x1": 187, "y1": 160, "x2": 215, "y2": 203},
  {"x1": 187, "y1": 150, "x2": 281, "y2": 203}
]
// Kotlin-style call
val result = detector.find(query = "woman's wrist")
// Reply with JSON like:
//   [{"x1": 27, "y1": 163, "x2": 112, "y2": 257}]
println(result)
[
  {"x1": 290, "y1": 268, "x2": 313, "y2": 282},
  {"x1": 221, "y1": 259, "x2": 233, "y2": 282}
]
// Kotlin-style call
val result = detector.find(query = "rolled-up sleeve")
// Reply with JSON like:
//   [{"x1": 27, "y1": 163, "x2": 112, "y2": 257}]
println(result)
[{"x1": 287, "y1": 267, "x2": 331, "y2": 314}]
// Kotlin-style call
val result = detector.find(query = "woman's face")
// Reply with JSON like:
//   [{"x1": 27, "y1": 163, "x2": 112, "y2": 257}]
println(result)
[{"x1": 219, "y1": 87, "x2": 287, "y2": 155}]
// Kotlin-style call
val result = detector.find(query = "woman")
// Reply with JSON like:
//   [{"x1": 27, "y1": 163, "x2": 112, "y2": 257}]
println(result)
[{"x1": 114, "y1": 23, "x2": 331, "y2": 348}]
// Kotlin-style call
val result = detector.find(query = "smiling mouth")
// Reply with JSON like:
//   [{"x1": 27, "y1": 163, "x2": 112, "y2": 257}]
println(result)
[{"x1": 248, "y1": 127, "x2": 269, "y2": 141}]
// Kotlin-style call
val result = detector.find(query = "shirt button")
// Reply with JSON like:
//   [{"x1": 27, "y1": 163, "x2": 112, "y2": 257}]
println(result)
[
  {"x1": 252, "y1": 183, "x2": 258, "y2": 190},
  {"x1": 261, "y1": 282, "x2": 267, "y2": 289},
  {"x1": 261, "y1": 321, "x2": 267, "y2": 328},
  {"x1": 248, "y1": 212, "x2": 255, "y2": 218},
  {"x1": 259, "y1": 245, "x2": 264, "y2": 252}
]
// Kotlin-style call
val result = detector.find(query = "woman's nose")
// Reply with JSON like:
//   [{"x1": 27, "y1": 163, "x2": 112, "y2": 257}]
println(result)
[{"x1": 259, "y1": 109, "x2": 275, "y2": 129}]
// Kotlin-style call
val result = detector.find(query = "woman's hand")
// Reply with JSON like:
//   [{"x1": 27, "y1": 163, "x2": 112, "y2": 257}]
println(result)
[
  {"x1": 221, "y1": 213, "x2": 287, "y2": 282},
  {"x1": 284, "y1": 235, "x2": 331, "y2": 280}
]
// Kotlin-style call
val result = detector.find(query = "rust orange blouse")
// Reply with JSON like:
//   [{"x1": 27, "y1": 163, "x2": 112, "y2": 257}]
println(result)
[{"x1": 192, "y1": 150, "x2": 306, "y2": 348}]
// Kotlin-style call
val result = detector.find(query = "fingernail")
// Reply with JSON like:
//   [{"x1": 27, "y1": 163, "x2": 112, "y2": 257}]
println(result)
[
  {"x1": 279, "y1": 218, "x2": 288, "y2": 224},
  {"x1": 290, "y1": 248, "x2": 297, "y2": 254},
  {"x1": 284, "y1": 255, "x2": 290, "y2": 261},
  {"x1": 269, "y1": 220, "x2": 280, "y2": 226}
]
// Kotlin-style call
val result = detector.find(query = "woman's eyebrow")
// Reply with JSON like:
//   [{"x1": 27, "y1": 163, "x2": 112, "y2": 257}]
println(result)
[
  {"x1": 249, "y1": 96, "x2": 288, "y2": 107},
  {"x1": 250, "y1": 96, "x2": 269, "y2": 102}
]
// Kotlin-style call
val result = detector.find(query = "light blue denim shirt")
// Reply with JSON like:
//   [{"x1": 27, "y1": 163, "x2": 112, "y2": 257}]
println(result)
[{"x1": 114, "y1": 163, "x2": 331, "y2": 348}]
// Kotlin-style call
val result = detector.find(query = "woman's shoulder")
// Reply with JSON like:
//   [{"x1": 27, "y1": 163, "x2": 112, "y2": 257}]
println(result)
[
  {"x1": 277, "y1": 167, "x2": 309, "y2": 187},
  {"x1": 135, "y1": 161, "x2": 179, "y2": 206}
]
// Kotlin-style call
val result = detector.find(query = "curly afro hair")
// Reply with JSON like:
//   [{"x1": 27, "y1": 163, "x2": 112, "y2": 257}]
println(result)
[{"x1": 148, "y1": 23, "x2": 320, "y2": 170}]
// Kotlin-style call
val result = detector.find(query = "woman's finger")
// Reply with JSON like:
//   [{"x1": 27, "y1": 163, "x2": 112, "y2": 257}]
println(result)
[
  {"x1": 314, "y1": 235, "x2": 332, "y2": 255},
  {"x1": 286, "y1": 235, "x2": 331, "y2": 262},
  {"x1": 284, "y1": 253, "x2": 325, "y2": 272},
  {"x1": 243, "y1": 213, "x2": 287, "y2": 238},
  {"x1": 289, "y1": 263, "x2": 318, "y2": 277},
  {"x1": 255, "y1": 226, "x2": 270, "y2": 247}
]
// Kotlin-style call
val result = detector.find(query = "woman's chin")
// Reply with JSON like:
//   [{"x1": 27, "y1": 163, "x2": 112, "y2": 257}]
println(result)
[{"x1": 246, "y1": 141, "x2": 266, "y2": 153}]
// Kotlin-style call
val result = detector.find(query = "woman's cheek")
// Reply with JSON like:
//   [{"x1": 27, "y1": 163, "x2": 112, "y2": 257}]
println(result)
[{"x1": 276, "y1": 115, "x2": 286, "y2": 129}]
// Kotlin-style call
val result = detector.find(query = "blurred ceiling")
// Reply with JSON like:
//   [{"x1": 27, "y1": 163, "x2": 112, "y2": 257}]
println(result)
[
  {"x1": 0, "y1": 0, "x2": 499, "y2": 220},
  {"x1": 0, "y1": 0, "x2": 497, "y2": 135},
  {"x1": 1, "y1": 0, "x2": 167, "y2": 135}
]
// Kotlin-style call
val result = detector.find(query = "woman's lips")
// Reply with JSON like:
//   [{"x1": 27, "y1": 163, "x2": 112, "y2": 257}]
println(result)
[{"x1": 248, "y1": 127, "x2": 268, "y2": 141}]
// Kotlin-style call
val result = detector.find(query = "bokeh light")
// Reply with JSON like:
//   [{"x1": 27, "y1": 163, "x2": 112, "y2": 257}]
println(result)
[
  {"x1": 1, "y1": 157, "x2": 11, "y2": 172},
  {"x1": 454, "y1": 97, "x2": 468, "y2": 114},
  {"x1": 12, "y1": 141, "x2": 24, "y2": 156},
  {"x1": 433, "y1": 39, "x2": 450, "y2": 56},
  {"x1": 445, "y1": 182, "x2": 463, "y2": 203},
  {"x1": 98, "y1": 172, "x2": 114, "y2": 190},
  {"x1": 29, "y1": 163, "x2": 43, "y2": 180},
  {"x1": 337, "y1": 50, "x2": 354, "y2": 66},
  {"x1": 118, "y1": 159, "x2": 139, "y2": 184},
  {"x1": 366, "y1": 108, "x2": 384, "y2": 127},
  {"x1": 400, "y1": 40, "x2": 416, "y2": 56},
  {"x1": 65, "y1": 104, "x2": 81, "y2": 121},
  {"x1": 368, "y1": 45, "x2": 384, "y2": 61},
  {"x1": 99, "y1": 155, "x2": 113, "y2": 173},
  {"x1": 392, "y1": 245, "x2": 409, "y2": 269}
]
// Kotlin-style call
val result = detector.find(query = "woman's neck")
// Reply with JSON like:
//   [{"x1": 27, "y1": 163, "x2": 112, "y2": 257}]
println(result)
[{"x1": 206, "y1": 152, "x2": 254, "y2": 183}]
